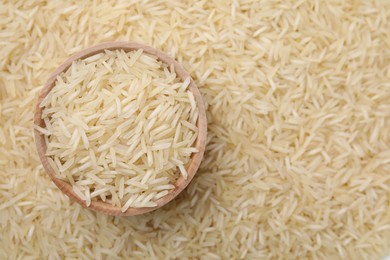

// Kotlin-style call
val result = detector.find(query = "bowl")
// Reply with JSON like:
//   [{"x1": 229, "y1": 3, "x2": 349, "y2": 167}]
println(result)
[{"x1": 33, "y1": 42, "x2": 207, "y2": 216}]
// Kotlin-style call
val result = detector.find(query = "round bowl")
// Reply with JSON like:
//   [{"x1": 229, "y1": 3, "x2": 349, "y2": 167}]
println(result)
[{"x1": 33, "y1": 42, "x2": 207, "y2": 216}]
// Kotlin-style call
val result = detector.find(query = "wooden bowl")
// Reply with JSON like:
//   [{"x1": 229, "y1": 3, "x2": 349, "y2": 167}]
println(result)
[{"x1": 34, "y1": 42, "x2": 207, "y2": 216}]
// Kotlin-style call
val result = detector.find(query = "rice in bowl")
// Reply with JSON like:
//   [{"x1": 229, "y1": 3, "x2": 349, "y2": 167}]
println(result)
[{"x1": 35, "y1": 49, "x2": 200, "y2": 212}]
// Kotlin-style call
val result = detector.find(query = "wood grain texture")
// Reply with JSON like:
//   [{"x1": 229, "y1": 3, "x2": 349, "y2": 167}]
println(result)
[{"x1": 34, "y1": 42, "x2": 207, "y2": 216}]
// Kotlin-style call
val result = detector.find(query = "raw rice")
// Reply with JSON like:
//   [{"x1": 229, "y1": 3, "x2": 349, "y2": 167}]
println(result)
[
  {"x1": 1, "y1": 0, "x2": 390, "y2": 259},
  {"x1": 36, "y1": 50, "x2": 199, "y2": 211}
]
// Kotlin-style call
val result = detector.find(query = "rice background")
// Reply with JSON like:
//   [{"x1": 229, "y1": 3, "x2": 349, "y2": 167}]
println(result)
[{"x1": 1, "y1": 0, "x2": 390, "y2": 259}]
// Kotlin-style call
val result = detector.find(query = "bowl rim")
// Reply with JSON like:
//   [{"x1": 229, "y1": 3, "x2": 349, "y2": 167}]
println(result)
[{"x1": 33, "y1": 41, "x2": 207, "y2": 216}]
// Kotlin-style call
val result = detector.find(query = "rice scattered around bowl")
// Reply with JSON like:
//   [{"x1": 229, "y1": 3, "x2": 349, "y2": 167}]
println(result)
[
  {"x1": 1, "y1": 0, "x2": 390, "y2": 259},
  {"x1": 35, "y1": 49, "x2": 199, "y2": 211}
]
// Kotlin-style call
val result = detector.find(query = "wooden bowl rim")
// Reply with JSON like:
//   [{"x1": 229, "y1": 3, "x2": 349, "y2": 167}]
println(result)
[{"x1": 33, "y1": 42, "x2": 207, "y2": 216}]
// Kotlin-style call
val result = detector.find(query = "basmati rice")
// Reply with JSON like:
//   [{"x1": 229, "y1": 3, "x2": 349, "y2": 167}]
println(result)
[
  {"x1": 37, "y1": 50, "x2": 199, "y2": 210},
  {"x1": 1, "y1": 0, "x2": 390, "y2": 259}
]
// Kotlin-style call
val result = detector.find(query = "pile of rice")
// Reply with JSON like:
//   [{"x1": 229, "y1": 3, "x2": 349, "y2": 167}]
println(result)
[
  {"x1": 1, "y1": 0, "x2": 389, "y2": 259},
  {"x1": 35, "y1": 49, "x2": 199, "y2": 211}
]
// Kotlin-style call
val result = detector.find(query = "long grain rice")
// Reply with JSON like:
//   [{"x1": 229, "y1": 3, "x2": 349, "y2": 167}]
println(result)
[
  {"x1": 1, "y1": 0, "x2": 390, "y2": 259},
  {"x1": 37, "y1": 50, "x2": 198, "y2": 211}
]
